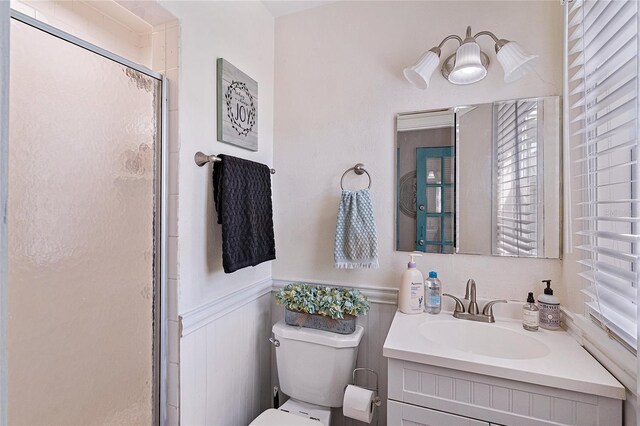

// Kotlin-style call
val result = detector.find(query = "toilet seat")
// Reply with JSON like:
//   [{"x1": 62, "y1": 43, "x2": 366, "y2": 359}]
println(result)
[{"x1": 249, "y1": 408, "x2": 322, "y2": 425}]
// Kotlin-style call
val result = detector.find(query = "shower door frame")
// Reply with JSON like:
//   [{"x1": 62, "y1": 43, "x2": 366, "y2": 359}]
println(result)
[
  {"x1": 0, "y1": 2, "x2": 9, "y2": 425},
  {"x1": 6, "y1": 10, "x2": 169, "y2": 425}
]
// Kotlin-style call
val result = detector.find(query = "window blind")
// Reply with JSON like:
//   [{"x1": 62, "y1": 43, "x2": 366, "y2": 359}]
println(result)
[
  {"x1": 567, "y1": 0, "x2": 639, "y2": 349},
  {"x1": 493, "y1": 99, "x2": 542, "y2": 257}
]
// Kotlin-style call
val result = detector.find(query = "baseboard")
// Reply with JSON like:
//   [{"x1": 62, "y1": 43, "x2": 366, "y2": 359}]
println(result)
[
  {"x1": 180, "y1": 278, "x2": 272, "y2": 336},
  {"x1": 272, "y1": 278, "x2": 398, "y2": 305}
]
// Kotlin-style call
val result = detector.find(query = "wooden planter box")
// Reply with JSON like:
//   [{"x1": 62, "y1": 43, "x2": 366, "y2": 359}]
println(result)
[{"x1": 285, "y1": 309, "x2": 357, "y2": 335}]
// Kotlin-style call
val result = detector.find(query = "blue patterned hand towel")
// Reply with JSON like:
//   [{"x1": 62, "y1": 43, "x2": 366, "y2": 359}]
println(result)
[{"x1": 334, "y1": 189, "x2": 379, "y2": 269}]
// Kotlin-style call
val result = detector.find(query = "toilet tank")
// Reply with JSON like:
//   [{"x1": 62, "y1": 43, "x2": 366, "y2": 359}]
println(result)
[{"x1": 273, "y1": 320, "x2": 364, "y2": 408}]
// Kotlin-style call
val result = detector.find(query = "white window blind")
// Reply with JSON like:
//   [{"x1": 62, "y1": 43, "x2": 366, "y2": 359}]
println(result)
[
  {"x1": 567, "y1": 0, "x2": 639, "y2": 350},
  {"x1": 493, "y1": 99, "x2": 542, "y2": 257}
]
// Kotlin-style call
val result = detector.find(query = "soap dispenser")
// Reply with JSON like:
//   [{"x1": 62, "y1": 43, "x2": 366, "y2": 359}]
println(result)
[
  {"x1": 522, "y1": 292, "x2": 539, "y2": 331},
  {"x1": 399, "y1": 253, "x2": 425, "y2": 314},
  {"x1": 538, "y1": 280, "x2": 561, "y2": 330}
]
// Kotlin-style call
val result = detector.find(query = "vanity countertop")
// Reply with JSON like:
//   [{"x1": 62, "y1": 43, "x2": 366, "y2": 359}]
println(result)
[{"x1": 383, "y1": 311, "x2": 625, "y2": 400}]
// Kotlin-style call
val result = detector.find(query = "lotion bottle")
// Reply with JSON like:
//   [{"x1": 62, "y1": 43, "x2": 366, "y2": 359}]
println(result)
[
  {"x1": 399, "y1": 253, "x2": 425, "y2": 314},
  {"x1": 538, "y1": 280, "x2": 561, "y2": 330}
]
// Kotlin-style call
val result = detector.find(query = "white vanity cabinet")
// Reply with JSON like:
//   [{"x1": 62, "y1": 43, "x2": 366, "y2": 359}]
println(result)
[
  {"x1": 383, "y1": 312, "x2": 625, "y2": 426},
  {"x1": 387, "y1": 358, "x2": 621, "y2": 426},
  {"x1": 389, "y1": 399, "x2": 490, "y2": 425}
]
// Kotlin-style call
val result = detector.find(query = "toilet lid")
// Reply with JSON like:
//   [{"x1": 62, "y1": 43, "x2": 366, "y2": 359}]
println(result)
[{"x1": 250, "y1": 409, "x2": 322, "y2": 426}]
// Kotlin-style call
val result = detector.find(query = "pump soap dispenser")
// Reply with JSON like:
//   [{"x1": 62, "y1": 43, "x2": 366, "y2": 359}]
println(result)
[
  {"x1": 538, "y1": 280, "x2": 560, "y2": 330},
  {"x1": 399, "y1": 253, "x2": 425, "y2": 314}
]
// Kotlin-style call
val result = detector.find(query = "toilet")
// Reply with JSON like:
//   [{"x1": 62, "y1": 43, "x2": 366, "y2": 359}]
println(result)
[{"x1": 250, "y1": 320, "x2": 364, "y2": 425}]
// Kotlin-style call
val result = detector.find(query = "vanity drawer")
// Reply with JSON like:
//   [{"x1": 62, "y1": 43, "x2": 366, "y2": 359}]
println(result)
[
  {"x1": 388, "y1": 359, "x2": 621, "y2": 426},
  {"x1": 388, "y1": 400, "x2": 489, "y2": 425}
]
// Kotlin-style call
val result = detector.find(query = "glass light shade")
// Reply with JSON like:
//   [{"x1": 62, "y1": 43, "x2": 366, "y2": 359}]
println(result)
[
  {"x1": 496, "y1": 41, "x2": 538, "y2": 83},
  {"x1": 448, "y1": 41, "x2": 487, "y2": 85},
  {"x1": 403, "y1": 50, "x2": 440, "y2": 89}
]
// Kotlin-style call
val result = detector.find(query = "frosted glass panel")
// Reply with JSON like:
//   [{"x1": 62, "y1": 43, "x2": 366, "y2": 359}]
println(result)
[
  {"x1": 426, "y1": 187, "x2": 441, "y2": 213},
  {"x1": 8, "y1": 19, "x2": 160, "y2": 425},
  {"x1": 426, "y1": 157, "x2": 441, "y2": 184}
]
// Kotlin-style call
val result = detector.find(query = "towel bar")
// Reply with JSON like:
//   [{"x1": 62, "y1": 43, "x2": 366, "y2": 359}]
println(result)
[{"x1": 194, "y1": 152, "x2": 275, "y2": 174}]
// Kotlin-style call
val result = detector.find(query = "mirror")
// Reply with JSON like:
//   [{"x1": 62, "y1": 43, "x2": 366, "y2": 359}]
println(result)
[{"x1": 395, "y1": 96, "x2": 561, "y2": 258}]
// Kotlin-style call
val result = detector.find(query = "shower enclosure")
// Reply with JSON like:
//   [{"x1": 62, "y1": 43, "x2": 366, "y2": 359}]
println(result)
[{"x1": 7, "y1": 12, "x2": 165, "y2": 425}]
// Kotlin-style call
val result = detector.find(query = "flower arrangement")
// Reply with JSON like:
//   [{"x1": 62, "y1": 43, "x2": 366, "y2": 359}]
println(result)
[{"x1": 275, "y1": 283, "x2": 370, "y2": 319}]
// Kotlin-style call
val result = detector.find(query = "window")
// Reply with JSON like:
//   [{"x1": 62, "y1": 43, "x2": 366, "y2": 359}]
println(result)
[{"x1": 567, "y1": 0, "x2": 639, "y2": 350}]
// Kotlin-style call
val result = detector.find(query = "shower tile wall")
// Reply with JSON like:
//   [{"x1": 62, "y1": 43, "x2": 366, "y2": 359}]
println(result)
[
  {"x1": 151, "y1": 19, "x2": 181, "y2": 426},
  {"x1": 10, "y1": 0, "x2": 152, "y2": 67}
]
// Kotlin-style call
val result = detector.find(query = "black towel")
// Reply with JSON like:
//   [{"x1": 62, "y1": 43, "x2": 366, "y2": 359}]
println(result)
[{"x1": 213, "y1": 154, "x2": 276, "y2": 273}]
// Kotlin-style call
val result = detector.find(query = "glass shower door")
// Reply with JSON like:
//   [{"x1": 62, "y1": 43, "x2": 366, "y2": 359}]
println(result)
[{"x1": 8, "y1": 18, "x2": 161, "y2": 425}]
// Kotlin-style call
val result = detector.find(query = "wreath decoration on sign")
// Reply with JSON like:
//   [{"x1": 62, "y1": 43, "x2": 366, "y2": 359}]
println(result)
[{"x1": 224, "y1": 81, "x2": 256, "y2": 137}]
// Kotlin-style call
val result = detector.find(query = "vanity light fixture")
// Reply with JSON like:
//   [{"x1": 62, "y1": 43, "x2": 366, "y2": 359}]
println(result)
[{"x1": 404, "y1": 26, "x2": 538, "y2": 89}]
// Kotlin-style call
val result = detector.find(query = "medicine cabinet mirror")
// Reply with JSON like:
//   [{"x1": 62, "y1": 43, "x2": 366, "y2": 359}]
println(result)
[{"x1": 395, "y1": 95, "x2": 561, "y2": 259}]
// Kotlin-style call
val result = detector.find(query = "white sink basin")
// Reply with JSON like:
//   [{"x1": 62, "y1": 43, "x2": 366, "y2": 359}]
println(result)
[
  {"x1": 418, "y1": 320, "x2": 550, "y2": 359},
  {"x1": 384, "y1": 311, "x2": 625, "y2": 399}
]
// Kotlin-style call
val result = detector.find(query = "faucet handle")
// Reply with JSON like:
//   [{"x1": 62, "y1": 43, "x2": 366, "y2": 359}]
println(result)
[
  {"x1": 442, "y1": 293, "x2": 465, "y2": 314},
  {"x1": 482, "y1": 299, "x2": 508, "y2": 318}
]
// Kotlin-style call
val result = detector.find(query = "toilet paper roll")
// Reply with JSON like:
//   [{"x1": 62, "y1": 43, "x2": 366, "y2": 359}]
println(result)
[{"x1": 342, "y1": 384, "x2": 375, "y2": 423}]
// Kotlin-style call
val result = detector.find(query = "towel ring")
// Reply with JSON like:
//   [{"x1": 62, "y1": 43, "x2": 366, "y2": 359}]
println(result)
[{"x1": 340, "y1": 163, "x2": 372, "y2": 190}]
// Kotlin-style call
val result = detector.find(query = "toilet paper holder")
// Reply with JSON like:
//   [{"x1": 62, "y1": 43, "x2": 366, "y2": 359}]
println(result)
[{"x1": 351, "y1": 368, "x2": 382, "y2": 407}]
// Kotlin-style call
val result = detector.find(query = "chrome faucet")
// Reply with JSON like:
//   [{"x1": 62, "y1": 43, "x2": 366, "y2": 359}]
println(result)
[
  {"x1": 443, "y1": 279, "x2": 507, "y2": 323},
  {"x1": 466, "y1": 279, "x2": 480, "y2": 314}
]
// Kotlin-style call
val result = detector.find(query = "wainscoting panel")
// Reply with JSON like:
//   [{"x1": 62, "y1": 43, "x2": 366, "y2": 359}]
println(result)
[
  {"x1": 181, "y1": 279, "x2": 398, "y2": 425},
  {"x1": 270, "y1": 281, "x2": 398, "y2": 426},
  {"x1": 180, "y1": 284, "x2": 272, "y2": 425}
]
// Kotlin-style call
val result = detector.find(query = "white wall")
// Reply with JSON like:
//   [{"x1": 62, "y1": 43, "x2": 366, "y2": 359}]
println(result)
[
  {"x1": 157, "y1": 2, "x2": 275, "y2": 424},
  {"x1": 273, "y1": 1, "x2": 563, "y2": 301},
  {"x1": 458, "y1": 104, "x2": 492, "y2": 255},
  {"x1": 161, "y1": 0, "x2": 275, "y2": 314}
]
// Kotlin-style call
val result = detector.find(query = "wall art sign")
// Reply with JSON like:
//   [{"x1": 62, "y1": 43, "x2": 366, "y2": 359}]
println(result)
[{"x1": 217, "y1": 58, "x2": 258, "y2": 151}]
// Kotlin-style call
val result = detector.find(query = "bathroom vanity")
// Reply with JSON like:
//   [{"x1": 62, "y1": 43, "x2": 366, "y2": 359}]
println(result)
[{"x1": 383, "y1": 311, "x2": 625, "y2": 426}]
